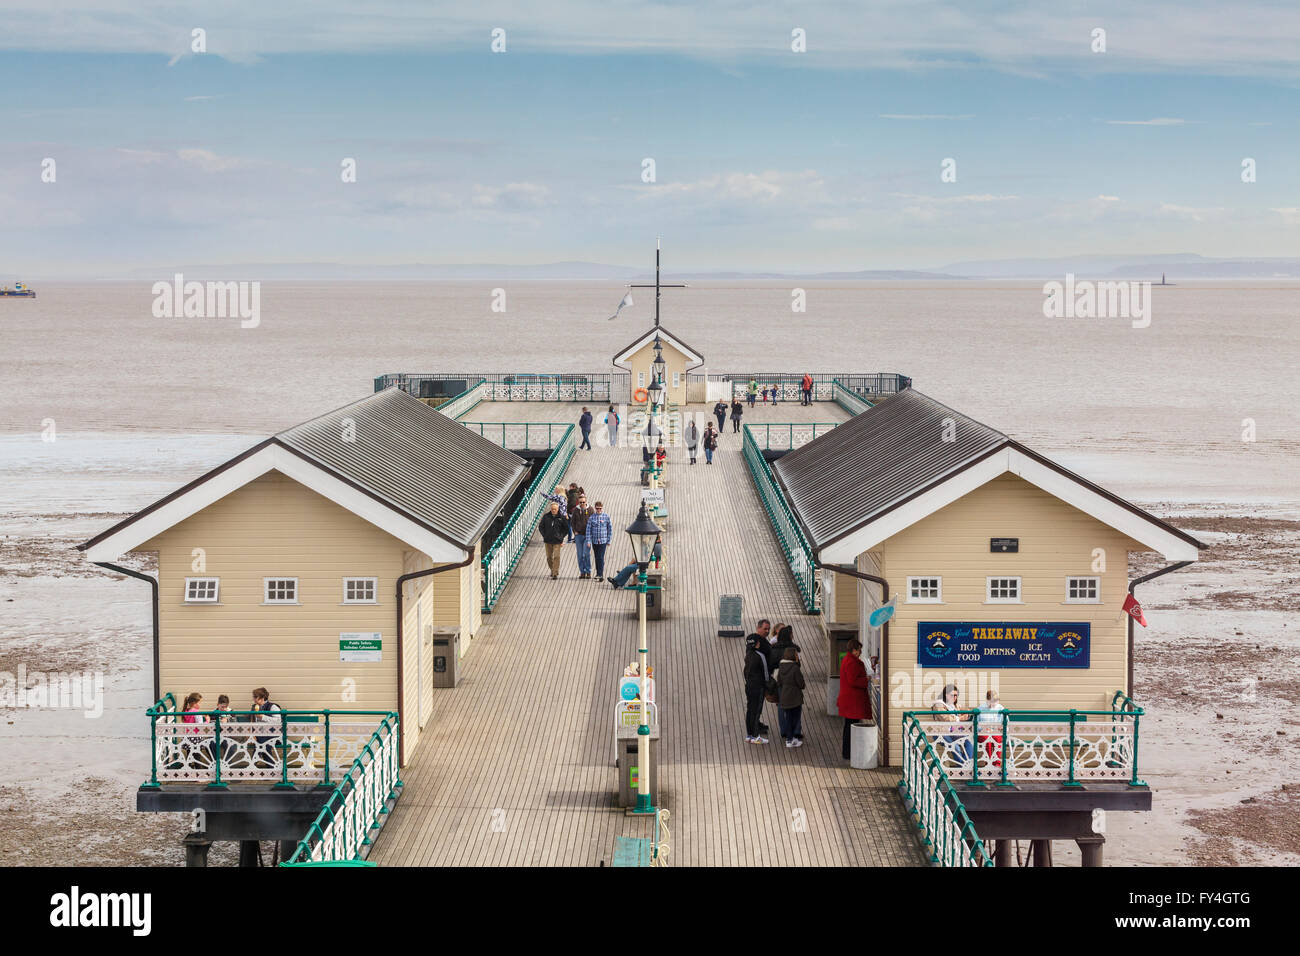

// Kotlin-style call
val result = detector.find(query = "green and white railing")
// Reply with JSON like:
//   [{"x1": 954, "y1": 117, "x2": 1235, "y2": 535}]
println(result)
[
  {"x1": 907, "y1": 694, "x2": 1145, "y2": 787},
  {"x1": 142, "y1": 696, "x2": 401, "y2": 790},
  {"x1": 899, "y1": 713, "x2": 993, "y2": 867},
  {"x1": 728, "y1": 372, "x2": 911, "y2": 401},
  {"x1": 745, "y1": 422, "x2": 841, "y2": 451},
  {"x1": 482, "y1": 423, "x2": 576, "y2": 611},
  {"x1": 458, "y1": 421, "x2": 573, "y2": 450},
  {"x1": 281, "y1": 713, "x2": 401, "y2": 865},
  {"x1": 832, "y1": 379, "x2": 874, "y2": 417},
  {"x1": 742, "y1": 425, "x2": 819, "y2": 613},
  {"x1": 434, "y1": 379, "x2": 489, "y2": 420}
]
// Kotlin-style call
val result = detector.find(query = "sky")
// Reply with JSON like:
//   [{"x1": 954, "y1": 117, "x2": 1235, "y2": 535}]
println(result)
[{"x1": 2, "y1": 1, "x2": 1299, "y2": 275}]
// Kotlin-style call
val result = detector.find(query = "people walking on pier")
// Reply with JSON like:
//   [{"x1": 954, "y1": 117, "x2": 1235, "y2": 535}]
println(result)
[
  {"x1": 684, "y1": 418, "x2": 699, "y2": 464},
  {"x1": 713, "y1": 399, "x2": 727, "y2": 432},
  {"x1": 703, "y1": 423, "x2": 718, "y2": 464},
  {"x1": 539, "y1": 484, "x2": 568, "y2": 520},
  {"x1": 836, "y1": 639, "x2": 872, "y2": 761},
  {"x1": 801, "y1": 373, "x2": 813, "y2": 406},
  {"x1": 570, "y1": 493, "x2": 594, "y2": 578},
  {"x1": 605, "y1": 405, "x2": 620, "y2": 447},
  {"x1": 565, "y1": 483, "x2": 582, "y2": 541},
  {"x1": 777, "y1": 647, "x2": 805, "y2": 747},
  {"x1": 587, "y1": 501, "x2": 612, "y2": 580},
  {"x1": 538, "y1": 501, "x2": 568, "y2": 580},
  {"x1": 579, "y1": 407, "x2": 593, "y2": 450},
  {"x1": 743, "y1": 631, "x2": 772, "y2": 744},
  {"x1": 747, "y1": 378, "x2": 758, "y2": 408},
  {"x1": 730, "y1": 399, "x2": 744, "y2": 432},
  {"x1": 770, "y1": 382, "x2": 779, "y2": 406}
]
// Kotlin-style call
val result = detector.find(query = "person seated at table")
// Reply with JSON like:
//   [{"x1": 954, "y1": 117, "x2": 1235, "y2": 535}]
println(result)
[{"x1": 931, "y1": 683, "x2": 973, "y2": 766}]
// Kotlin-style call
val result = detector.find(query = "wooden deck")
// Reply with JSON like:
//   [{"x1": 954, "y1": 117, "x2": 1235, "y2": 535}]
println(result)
[{"x1": 368, "y1": 401, "x2": 927, "y2": 866}]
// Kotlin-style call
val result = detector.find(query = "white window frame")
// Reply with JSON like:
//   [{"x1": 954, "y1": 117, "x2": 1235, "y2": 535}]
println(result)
[
  {"x1": 672, "y1": 371, "x2": 681, "y2": 389},
  {"x1": 637, "y1": 371, "x2": 646, "y2": 387},
  {"x1": 343, "y1": 576, "x2": 379, "y2": 604},
  {"x1": 985, "y1": 576, "x2": 1022, "y2": 604},
  {"x1": 184, "y1": 577, "x2": 220, "y2": 603},
  {"x1": 263, "y1": 577, "x2": 299, "y2": 605},
  {"x1": 906, "y1": 576, "x2": 943, "y2": 604},
  {"x1": 1065, "y1": 576, "x2": 1101, "y2": 604}
]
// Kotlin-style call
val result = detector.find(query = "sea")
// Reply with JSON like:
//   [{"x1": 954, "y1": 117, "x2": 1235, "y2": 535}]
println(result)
[{"x1": 1, "y1": 280, "x2": 1297, "y2": 515}]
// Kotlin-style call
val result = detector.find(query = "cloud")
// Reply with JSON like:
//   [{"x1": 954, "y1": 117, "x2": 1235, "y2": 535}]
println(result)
[
  {"x1": 5, "y1": 3, "x2": 1300, "y2": 77},
  {"x1": 177, "y1": 148, "x2": 249, "y2": 172},
  {"x1": 1104, "y1": 117, "x2": 1186, "y2": 125}
]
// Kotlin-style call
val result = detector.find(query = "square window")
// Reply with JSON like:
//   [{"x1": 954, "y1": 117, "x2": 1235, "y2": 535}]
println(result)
[
  {"x1": 907, "y1": 576, "x2": 942, "y2": 603},
  {"x1": 185, "y1": 577, "x2": 219, "y2": 603},
  {"x1": 264, "y1": 578, "x2": 298, "y2": 604},
  {"x1": 343, "y1": 577, "x2": 378, "y2": 604},
  {"x1": 1066, "y1": 576, "x2": 1100, "y2": 603},
  {"x1": 986, "y1": 577, "x2": 1021, "y2": 603}
]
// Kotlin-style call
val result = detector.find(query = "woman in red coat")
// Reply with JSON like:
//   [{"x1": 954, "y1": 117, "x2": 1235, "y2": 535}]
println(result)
[{"x1": 837, "y1": 639, "x2": 872, "y2": 760}]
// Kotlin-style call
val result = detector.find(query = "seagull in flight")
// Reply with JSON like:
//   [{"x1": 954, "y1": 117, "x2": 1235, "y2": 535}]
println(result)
[{"x1": 608, "y1": 291, "x2": 633, "y2": 320}]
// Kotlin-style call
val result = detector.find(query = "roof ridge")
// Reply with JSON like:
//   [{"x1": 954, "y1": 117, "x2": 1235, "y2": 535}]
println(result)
[{"x1": 276, "y1": 386, "x2": 404, "y2": 438}]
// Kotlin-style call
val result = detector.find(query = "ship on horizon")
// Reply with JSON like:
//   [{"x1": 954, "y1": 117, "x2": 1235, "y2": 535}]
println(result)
[{"x1": 0, "y1": 282, "x2": 35, "y2": 298}]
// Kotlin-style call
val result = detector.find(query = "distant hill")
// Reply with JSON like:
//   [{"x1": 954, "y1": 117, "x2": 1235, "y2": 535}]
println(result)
[{"x1": 938, "y1": 253, "x2": 1300, "y2": 279}]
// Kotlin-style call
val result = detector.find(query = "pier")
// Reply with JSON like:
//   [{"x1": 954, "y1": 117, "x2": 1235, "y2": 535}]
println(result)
[{"x1": 368, "y1": 400, "x2": 927, "y2": 866}]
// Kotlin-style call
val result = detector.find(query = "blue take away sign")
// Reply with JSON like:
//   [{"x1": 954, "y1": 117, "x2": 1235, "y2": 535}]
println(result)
[{"x1": 917, "y1": 621, "x2": 1090, "y2": 669}]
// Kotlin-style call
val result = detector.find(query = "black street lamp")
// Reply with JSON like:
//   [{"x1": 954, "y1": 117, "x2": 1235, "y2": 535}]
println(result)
[
  {"x1": 624, "y1": 502, "x2": 662, "y2": 815},
  {"x1": 626, "y1": 503, "x2": 661, "y2": 569}
]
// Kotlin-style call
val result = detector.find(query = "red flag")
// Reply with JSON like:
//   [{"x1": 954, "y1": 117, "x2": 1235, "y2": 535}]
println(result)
[{"x1": 1123, "y1": 593, "x2": 1147, "y2": 627}]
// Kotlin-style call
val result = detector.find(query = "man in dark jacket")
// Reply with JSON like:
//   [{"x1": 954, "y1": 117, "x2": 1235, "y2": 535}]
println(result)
[
  {"x1": 538, "y1": 502, "x2": 568, "y2": 580},
  {"x1": 743, "y1": 637, "x2": 771, "y2": 744},
  {"x1": 713, "y1": 400, "x2": 728, "y2": 432},
  {"x1": 730, "y1": 399, "x2": 744, "y2": 433},
  {"x1": 578, "y1": 407, "x2": 593, "y2": 450},
  {"x1": 569, "y1": 492, "x2": 594, "y2": 579},
  {"x1": 743, "y1": 619, "x2": 773, "y2": 741}
]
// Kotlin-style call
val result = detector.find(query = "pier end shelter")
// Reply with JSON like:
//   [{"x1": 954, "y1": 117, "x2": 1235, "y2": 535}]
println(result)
[
  {"x1": 79, "y1": 387, "x2": 529, "y2": 764},
  {"x1": 772, "y1": 389, "x2": 1204, "y2": 769},
  {"x1": 612, "y1": 325, "x2": 703, "y2": 408}
]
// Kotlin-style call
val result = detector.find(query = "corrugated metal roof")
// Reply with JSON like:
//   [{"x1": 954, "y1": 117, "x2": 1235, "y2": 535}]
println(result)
[
  {"x1": 773, "y1": 389, "x2": 1009, "y2": 549},
  {"x1": 276, "y1": 387, "x2": 530, "y2": 549}
]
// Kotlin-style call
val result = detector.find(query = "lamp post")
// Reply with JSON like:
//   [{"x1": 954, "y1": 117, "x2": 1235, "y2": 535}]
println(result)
[
  {"x1": 646, "y1": 377, "x2": 664, "y2": 489},
  {"x1": 625, "y1": 503, "x2": 662, "y2": 814}
]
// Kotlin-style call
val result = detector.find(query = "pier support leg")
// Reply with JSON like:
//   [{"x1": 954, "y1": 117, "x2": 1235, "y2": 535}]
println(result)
[
  {"x1": 1076, "y1": 836, "x2": 1105, "y2": 867},
  {"x1": 1030, "y1": 839, "x2": 1053, "y2": 867},
  {"x1": 238, "y1": 839, "x2": 262, "y2": 867},
  {"x1": 994, "y1": 839, "x2": 1013, "y2": 867},
  {"x1": 279, "y1": 839, "x2": 299, "y2": 864},
  {"x1": 182, "y1": 832, "x2": 211, "y2": 868}
]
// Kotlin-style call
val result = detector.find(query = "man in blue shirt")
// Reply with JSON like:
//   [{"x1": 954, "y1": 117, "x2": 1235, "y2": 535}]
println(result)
[{"x1": 586, "y1": 500, "x2": 613, "y2": 581}]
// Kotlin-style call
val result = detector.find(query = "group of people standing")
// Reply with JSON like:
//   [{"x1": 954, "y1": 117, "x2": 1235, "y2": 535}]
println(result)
[
  {"x1": 742, "y1": 619, "x2": 806, "y2": 747},
  {"x1": 742, "y1": 620, "x2": 877, "y2": 760}
]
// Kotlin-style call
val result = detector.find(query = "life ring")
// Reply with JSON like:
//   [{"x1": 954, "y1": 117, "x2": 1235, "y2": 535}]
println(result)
[{"x1": 633, "y1": 387, "x2": 650, "y2": 403}]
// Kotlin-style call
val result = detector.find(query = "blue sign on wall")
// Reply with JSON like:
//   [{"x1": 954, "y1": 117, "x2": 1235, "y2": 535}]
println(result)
[{"x1": 917, "y1": 622, "x2": 1091, "y2": 669}]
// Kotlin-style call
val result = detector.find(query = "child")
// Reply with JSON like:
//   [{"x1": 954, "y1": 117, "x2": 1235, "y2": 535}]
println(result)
[
  {"x1": 776, "y1": 647, "x2": 805, "y2": 748},
  {"x1": 978, "y1": 689, "x2": 1005, "y2": 766}
]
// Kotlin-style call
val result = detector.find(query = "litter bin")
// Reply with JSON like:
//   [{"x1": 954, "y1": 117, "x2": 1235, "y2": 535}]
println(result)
[
  {"x1": 850, "y1": 721, "x2": 878, "y2": 769},
  {"x1": 616, "y1": 739, "x2": 658, "y2": 808},
  {"x1": 431, "y1": 626, "x2": 461, "y2": 688},
  {"x1": 645, "y1": 572, "x2": 665, "y2": 620}
]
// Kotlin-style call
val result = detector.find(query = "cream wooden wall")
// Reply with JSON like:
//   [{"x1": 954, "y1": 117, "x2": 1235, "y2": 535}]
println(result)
[
  {"x1": 622, "y1": 339, "x2": 690, "y2": 406},
  {"x1": 864, "y1": 473, "x2": 1140, "y2": 766},
  {"x1": 138, "y1": 469, "x2": 475, "y2": 762}
]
